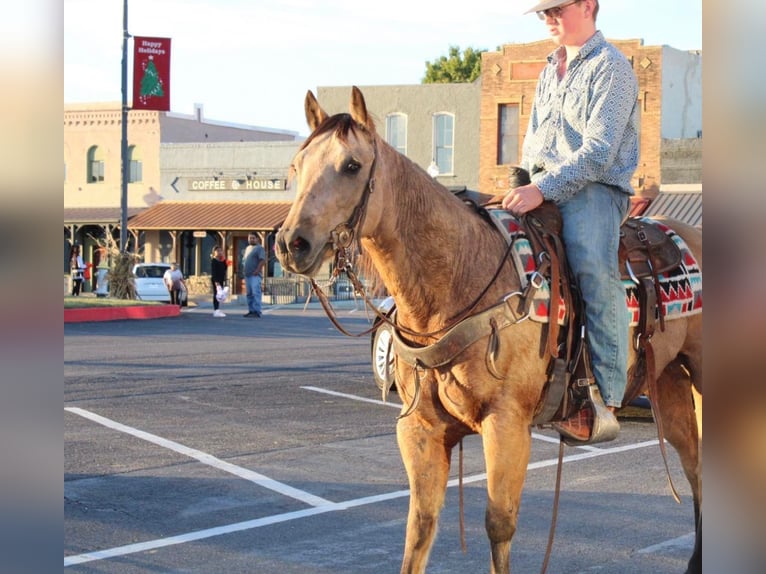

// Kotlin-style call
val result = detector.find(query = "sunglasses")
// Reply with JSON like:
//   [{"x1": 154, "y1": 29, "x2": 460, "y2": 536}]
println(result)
[{"x1": 536, "y1": 0, "x2": 583, "y2": 21}]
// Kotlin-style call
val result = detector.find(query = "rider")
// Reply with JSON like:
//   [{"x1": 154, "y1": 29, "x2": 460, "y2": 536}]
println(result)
[{"x1": 502, "y1": 0, "x2": 639, "y2": 442}]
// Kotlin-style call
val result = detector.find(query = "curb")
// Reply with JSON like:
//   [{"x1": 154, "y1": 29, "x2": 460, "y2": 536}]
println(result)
[{"x1": 64, "y1": 304, "x2": 181, "y2": 323}]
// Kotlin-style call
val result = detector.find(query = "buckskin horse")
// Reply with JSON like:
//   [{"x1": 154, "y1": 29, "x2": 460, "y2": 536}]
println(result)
[{"x1": 276, "y1": 87, "x2": 702, "y2": 574}]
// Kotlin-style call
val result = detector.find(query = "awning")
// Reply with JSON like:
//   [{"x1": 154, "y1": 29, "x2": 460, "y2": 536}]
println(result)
[
  {"x1": 126, "y1": 201, "x2": 294, "y2": 231},
  {"x1": 643, "y1": 192, "x2": 702, "y2": 227},
  {"x1": 65, "y1": 207, "x2": 146, "y2": 225}
]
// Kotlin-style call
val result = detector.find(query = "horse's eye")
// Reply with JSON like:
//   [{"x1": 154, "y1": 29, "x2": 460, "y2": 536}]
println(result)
[{"x1": 344, "y1": 160, "x2": 361, "y2": 174}]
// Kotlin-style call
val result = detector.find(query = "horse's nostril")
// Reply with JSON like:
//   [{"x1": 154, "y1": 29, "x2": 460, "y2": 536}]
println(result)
[{"x1": 291, "y1": 236, "x2": 310, "y2": 254}]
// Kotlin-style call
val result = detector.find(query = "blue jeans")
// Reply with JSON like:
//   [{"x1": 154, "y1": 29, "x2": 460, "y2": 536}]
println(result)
[
  {"x1": 245, "y1": 274, "x2": 263, "y2": 314},
  {"x1": 558, "y1": 183, "x2": 630, "y2": 408}
]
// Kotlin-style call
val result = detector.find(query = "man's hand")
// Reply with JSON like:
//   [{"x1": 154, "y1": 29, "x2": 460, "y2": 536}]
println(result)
[{"x1": 501, "y1": 183, "x2": 544, "y2": 216}]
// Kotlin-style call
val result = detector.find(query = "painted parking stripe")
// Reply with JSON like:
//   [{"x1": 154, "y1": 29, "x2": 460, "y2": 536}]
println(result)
[
  {"x1": 301, "y1": 386, "x2": 605, "y2": 451},
  {"x1": 65, "y1": 435, "x2": 663, "y2": 567},
  {"x1": 301, "y1": 385, "x2": 400, "y2": 408},
  {"x1": 637, "y1": 531, "x2": 695, "y2": 554},
  {"x1": 65, "y1": 407, "x2": 333, "y2": 507}
]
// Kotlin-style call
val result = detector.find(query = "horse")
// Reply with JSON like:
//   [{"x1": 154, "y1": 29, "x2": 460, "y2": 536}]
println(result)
[{"x1": 275, "y1": 86, "x2": 702, "y2": 574}]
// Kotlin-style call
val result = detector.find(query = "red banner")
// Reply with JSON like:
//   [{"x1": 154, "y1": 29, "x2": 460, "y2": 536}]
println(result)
[{"x1": 132, "y1": 37, "x2": 171, "y2": 111}]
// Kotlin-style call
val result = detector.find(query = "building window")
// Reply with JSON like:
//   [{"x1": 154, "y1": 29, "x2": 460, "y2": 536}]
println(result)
[
  {"x1": 385, "y1": 113, "x2": 407, "y2": 155},
  {"x1": 128, "y1": 145, "x2": 143, "y2": 183},
  {"x1": 87, "y1": 145, "x2": 105, "y2": 183},
  {"x1": 497, "y1": 104, "x2": 519, "y2": 165},
  {"x1": 433, "y1": 113, "x2": 454, "y2": 175}
]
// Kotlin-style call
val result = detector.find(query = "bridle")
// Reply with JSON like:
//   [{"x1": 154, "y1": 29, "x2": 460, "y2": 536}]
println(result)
[{"x1": 307, "y1": 133, "x2": 386, "y2": 337}]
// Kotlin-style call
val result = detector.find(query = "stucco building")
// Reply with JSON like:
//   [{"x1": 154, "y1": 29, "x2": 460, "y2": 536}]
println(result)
[{"x1": 64, "y1": 103, "x2": 301, "y2": 292}]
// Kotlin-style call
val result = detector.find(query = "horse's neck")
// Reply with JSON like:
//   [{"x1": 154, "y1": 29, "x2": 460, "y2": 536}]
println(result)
[{"x1": 362, "y1": 150, "x2": 515, "y2": 332}]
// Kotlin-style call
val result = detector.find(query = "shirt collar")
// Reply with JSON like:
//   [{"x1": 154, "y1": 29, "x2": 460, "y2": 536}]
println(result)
[{"x1": 547, "y1": 30, "x2": 604, "y2": 66}]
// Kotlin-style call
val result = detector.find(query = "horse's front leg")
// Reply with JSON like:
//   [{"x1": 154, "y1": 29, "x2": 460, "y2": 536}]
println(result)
[
  {"x1": 482, "y1": 412, "x2": 532, "y2": 574},
  {"x1": 397, "y1": 413, "x2": 453, "y2": 574}
]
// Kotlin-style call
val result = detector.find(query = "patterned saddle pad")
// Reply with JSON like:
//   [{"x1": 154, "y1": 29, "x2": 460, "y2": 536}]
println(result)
[{"x1": 487, "y1": 210, "x2": 702, "y2": 326}]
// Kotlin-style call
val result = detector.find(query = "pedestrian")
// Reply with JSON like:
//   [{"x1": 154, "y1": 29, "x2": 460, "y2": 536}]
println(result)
[
  {"x1": 501, "y1": 0, "x2": 639, "y2": 442},
  {"x1": 241, "y1": 232, "x2": 265, "y2": 317},
  {"x1": 211, "y1": 245, "x2": 228, "y2": 317},
  {"x1": 69, "y1": 244, "x2": 86, "y2": 296},
  {"x1": 163, "y1": 262, "x2": 186, "y2": 306}
]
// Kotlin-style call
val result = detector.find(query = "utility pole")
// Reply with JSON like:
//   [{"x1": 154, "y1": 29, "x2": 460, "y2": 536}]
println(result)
[{"x1": 120, "y1": 0, "x2": 130, "y2": 251}]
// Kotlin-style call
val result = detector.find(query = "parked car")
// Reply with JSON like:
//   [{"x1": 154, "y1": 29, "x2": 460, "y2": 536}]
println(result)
[
  {"x1": 371, "y1": 296, "x2": 396, "y2": 390},
  {"x1": 132, "y1": 263, "x2": 172, "y2": 302}
]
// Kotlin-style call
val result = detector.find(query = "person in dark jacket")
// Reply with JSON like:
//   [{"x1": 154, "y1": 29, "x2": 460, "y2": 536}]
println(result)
[{"x1": 211, "y1": 245, "x2": 228, "y2": 317}]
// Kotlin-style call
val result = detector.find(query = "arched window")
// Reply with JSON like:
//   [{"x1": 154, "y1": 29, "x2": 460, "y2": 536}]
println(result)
[
  {"x1": 128, "y1": 145, "x2": 143, "y2": 183},
  {"x1": 385, "y1": 113, "x2": 407, "y2": 155},
  {"x1": 87, "y1": 145, "x2": 105, "y2": 183},
  {"x1": 433, "y1": 113, "x2": 454, "y2": 175}
]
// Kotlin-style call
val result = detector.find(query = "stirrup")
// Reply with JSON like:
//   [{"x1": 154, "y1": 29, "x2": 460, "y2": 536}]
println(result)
[
  {"x1": 581, "y1": 385, "x2": 620, "y2": 445},
  {"x1": 560, "y1": 385, "x2": 620, "y2": 446}
]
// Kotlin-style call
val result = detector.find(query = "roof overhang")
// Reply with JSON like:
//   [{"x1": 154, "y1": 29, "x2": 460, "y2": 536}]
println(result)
[
  {"x1": 65, "y1": 207, "x2": 145, "y2": 225},
  {"x1": 126, "y1": 201, "x2": 294, "y2": 231}
]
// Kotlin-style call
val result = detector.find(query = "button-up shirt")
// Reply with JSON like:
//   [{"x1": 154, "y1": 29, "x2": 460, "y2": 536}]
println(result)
[{"x1": 521, "y1": 31, "x2": 639, "y2": 203}]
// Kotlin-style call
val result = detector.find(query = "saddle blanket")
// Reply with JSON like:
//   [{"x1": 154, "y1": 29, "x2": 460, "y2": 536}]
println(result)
[{"x1": 488, "y1": 210, "x2": 703, "y2": 327}]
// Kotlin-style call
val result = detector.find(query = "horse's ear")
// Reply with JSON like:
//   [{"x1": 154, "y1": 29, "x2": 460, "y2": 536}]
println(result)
[
  {"x1": 349, "y1": 86, "x2": 376, "y2": 133},
  {"x1": 304, "y1": 90, "x2": 328, "y2": 132}
]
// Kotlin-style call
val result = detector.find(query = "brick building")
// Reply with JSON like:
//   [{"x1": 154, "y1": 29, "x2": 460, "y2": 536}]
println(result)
[{"x1": 480, "y1": 39, "x2": 702, "y2": 198}]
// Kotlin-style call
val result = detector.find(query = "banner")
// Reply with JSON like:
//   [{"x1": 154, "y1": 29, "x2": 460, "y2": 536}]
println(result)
[{"x1": 132, "y1": 36, "x2": 171, "y2": 111}]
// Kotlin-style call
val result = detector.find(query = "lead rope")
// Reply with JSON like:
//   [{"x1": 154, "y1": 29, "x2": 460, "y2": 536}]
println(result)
[
  {"x1": 459, "y1": 439, "x2": 466, "y2": 553},
  {"x1": 540, "y1": 440, "x2": 565, "y2": 574}
]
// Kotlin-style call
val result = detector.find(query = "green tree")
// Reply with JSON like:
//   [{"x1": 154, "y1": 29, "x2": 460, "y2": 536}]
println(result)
[{"x1": 422, "y1": 45, "x2": 487, "y2": 84}]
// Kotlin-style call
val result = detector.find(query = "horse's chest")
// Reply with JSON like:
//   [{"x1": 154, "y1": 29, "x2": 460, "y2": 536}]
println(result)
[{"x1": 434, "y1": 369, "x2": 488, "y2": 432}]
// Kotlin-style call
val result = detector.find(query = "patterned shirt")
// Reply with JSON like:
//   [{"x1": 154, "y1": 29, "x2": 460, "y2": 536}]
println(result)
[{"x1": 521, "y1": 31, "x2": 639, "y2": 203}]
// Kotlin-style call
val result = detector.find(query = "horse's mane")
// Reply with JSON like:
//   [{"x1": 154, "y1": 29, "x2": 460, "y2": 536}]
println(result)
[{"x1": 299, "y1": 113, "x2": 362, "y2": 152}]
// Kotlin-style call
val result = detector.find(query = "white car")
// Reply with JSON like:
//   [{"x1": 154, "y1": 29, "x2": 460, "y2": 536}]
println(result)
[
  {"x1": 371, "y1": 296, "x2": 396, "y2": 390},
  {"x1": 132, "y1": 263, "x2": 172, "y2": 302}
]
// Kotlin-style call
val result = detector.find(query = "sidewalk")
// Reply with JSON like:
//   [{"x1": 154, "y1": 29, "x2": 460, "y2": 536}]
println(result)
[
  {"x1": 65, "y1": 294, "x2": 373, "y2": 323},
  {"x1": 185, "y1": 294, "x2": 372, "y2": 314}
]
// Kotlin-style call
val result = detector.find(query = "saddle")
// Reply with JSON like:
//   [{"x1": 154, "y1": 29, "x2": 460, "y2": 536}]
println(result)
[{"x1": 518, "y1": 202, "x2": 682, "y2": 439}]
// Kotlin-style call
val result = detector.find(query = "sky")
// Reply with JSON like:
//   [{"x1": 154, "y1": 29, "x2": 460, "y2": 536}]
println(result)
[{"x1": 64, "y1": 0, "x2": 702, "y2": 137}]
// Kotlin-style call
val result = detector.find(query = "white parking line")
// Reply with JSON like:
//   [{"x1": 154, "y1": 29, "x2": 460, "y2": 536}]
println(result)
[
  {"x1": 65, "y1": 407, "x2": 333, "y2": 508},
  {"x1": 301, "y1": 385, "x2": 401, "y2": 408},
  {"x1": 300, "y1": 386, "x2": 606, "y2": 451},
  {"x1": 64, "y1": 430, "x2": 662, "y2": 567},
  {"x1": 64, "y1": 505, "x2": 341, "y2": 567},
  {"x1": 65, "y1": 392, "x2": 666, "y2": 567},
  {"x1": 637, "y1": 531, "x2": 695, "y2": 554}
]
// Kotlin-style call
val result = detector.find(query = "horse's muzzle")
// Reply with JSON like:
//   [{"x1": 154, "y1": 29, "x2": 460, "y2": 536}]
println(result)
[{"x1": 275, "y1": 228, "x2": 314, "y2": 275}]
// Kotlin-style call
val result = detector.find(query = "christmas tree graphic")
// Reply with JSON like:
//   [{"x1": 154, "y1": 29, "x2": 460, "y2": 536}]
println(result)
[{"x1": 138, "y1": 56, "x2": 164, "y2": 105}]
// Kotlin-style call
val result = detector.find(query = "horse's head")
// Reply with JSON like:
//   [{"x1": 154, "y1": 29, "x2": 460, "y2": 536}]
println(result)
[{"x1": 276, "y1": 86, "x2": 378, "y2": 277}]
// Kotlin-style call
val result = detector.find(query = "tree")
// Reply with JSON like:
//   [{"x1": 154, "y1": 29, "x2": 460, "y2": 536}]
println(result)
[{"x1": 422, "y1": 45, "x2": 487, "y2": 84}]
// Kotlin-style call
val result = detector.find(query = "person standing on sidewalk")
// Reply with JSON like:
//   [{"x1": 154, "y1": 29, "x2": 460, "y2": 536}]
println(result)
[
  {"x1": 211, "y1": 245, "x2": 228, "y2": 318},
  {"x1": 69, "y1": 244, "x2": 86, "y2": 296},
  {"x1": 163, "y1": 263, "x2": 186, "y2": 307},
  {"x1": 242, "y1": 233, "x2": 265, "y2": 317}
]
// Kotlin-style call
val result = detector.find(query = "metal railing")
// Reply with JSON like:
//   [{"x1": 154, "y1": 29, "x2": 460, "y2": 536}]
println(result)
[{"x1": 262, "y1": 275, "x2": 360, "y2": 305}]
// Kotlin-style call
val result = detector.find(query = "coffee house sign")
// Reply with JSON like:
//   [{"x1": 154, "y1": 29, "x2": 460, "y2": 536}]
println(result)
[{"x1": 190, "y1": 178, "x2": 287, "y2": 191}]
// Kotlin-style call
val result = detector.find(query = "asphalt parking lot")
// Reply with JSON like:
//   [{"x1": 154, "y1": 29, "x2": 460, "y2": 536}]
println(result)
[{"x1": 65, "y1": 302, "x2": 696, "y2": 573}]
